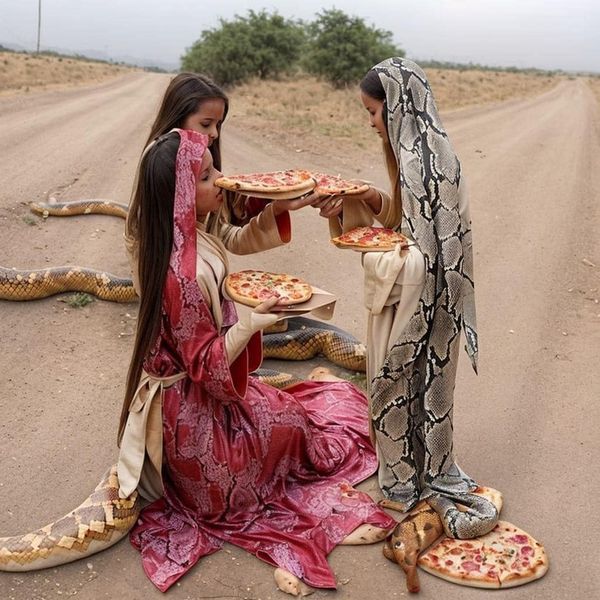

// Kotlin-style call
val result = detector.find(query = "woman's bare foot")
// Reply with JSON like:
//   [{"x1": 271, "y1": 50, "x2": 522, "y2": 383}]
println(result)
[
  {"x1": 308, "y1": 366, "x2": 344, "y2": 382},
  {"x1": 340, "y1": 524, "x2": 390, "y2": 545},
  {"x1": 274, "y1": 568, "x2": 315, "y2": 596}
]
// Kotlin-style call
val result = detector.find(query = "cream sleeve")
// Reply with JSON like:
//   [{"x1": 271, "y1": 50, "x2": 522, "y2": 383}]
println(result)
[
  {"x1": 209, "y1": 202, "x2": 287, "y2": 255},
  {"x1": 328, "y1": 188, "x2": 399, "y2": 237},
  {"x1": 124, "y1": 235, "x2": 141, "y2": 297},
  {"x1": 224, "y1": 307, "x2": 279, "y2": 364}
]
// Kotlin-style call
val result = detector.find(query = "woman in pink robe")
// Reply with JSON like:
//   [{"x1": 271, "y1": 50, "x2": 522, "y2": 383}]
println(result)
[{"x1": 117, "y1": 128, "x2": 395, "y2": 592}]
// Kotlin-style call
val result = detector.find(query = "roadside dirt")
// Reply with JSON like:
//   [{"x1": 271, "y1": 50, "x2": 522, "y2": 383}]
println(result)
[
  {"x1": 0, "y1": 51, "x2": 135, "y2": 96},
  {"x1": 1, "y1": 72, "x2": 599, "y2": 600}
]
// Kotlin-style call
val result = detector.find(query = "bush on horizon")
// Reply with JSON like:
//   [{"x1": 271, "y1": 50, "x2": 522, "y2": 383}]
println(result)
[
  {"x1": 181, "y1": 8, "x2": 403, "y2": 88},
  {"x1": 181, "y1": 10, "x2": 305, "y2": 86},
  {"x1": 302, "y1": 9, "x2": 403, "y2": 88}
]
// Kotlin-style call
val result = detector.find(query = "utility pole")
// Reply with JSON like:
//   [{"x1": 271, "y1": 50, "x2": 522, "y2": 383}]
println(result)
[{"x1": 36, "y1": 0, "x2": 41, "y2": 53}]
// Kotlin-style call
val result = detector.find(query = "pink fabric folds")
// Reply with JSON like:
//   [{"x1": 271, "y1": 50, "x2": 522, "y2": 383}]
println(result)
[{"x1": 129, "y1": 129, "x2": 395, "y2": 592}]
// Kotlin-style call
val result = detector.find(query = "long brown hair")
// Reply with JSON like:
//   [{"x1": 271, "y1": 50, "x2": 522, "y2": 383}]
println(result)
[
  {"x1": 145, "y1": 72, "x2": 228, "y2": 169},
  {"x1": 126, "y1": 73, "x2": 228, "y2": 244},
  {"x1": 360, "y1": 69, "x2": 402, "y2": 215},
  {"x1": 117, "y1": 132, "x2": 181, "y2": 445}
]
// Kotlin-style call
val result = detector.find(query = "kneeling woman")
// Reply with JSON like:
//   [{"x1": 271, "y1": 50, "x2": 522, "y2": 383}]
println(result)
[{"x1": 116, "y1": 129, "x2": 395, "y2": 593}]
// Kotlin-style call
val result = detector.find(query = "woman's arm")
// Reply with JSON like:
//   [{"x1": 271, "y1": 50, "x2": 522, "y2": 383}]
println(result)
[
  {"x1": 310, "y1": 186, "x2": 398, "y2": 235},
  {"x1": 211, "y1": 195, "x2": 313, "y2": 255},
  {"x1": 224, "y1": 297, "x2": 280, "y2": 364}
]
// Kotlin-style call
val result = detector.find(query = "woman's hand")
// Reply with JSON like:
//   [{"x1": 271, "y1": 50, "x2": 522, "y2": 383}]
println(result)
[
  {"x1": 343, "y1": 187, "x2": 382, "y2": 212},
  {"x1": 271, "y1": 194, "x2": 316, "y2": 215},
  {"x1": 316, "y1": 197, "x2": 344, "y2": 218},
  {"x1": 307, "y1": 186, "x2": 382, "y2": 218},
  {"x1": 254, "y1": 295, "x2": 285, "y2": 314}
]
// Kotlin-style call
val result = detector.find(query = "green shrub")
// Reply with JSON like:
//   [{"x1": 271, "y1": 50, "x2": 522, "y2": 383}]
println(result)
[
  {"x1": 302, "y1": 9, "x2": 403, "y2": 87},
  {"x1": 181, "y1": 10, "x2": 305, "y2": 86}
]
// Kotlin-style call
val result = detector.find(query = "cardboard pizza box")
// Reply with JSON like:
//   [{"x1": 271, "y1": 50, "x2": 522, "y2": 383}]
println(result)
[{"x1": 274, "y1": 286, "x2": 336, "y2": 320}]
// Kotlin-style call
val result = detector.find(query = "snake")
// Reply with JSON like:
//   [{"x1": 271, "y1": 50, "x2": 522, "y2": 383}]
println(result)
[
  {"x1": 1, "y1": 200, "x2": 367, "y2": 378},
  {"x1": 0, "y1": 465, "x2": 141, "y2": 571},
  {"x1": 381, "y1": 486, "x2": 503, "y2": 593},
  {"x1": 0, "y1": 200, "x2": 368, "y2": 571},
  {"x1": 1, "y1": 200, "x2": 135, "y2": 303}
]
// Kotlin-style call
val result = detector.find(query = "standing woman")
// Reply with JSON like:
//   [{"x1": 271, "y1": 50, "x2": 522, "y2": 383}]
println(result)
[{"x1": 315, "y1": 57, "x2": 498, "y2": 538}]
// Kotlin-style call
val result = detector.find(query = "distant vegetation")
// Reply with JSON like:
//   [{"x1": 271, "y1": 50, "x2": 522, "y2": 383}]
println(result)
[
  {"x1": 181, "y1": 8, "x2": 575, "y2": 88},
  {"x1": 417, "y1": 59, "x2": 564, "y2": 77},
  {"x1": 182, "y1": 10, "x2": 306, "y2": 86},
  {"x1": 182, "y1": 8, "x2": 403, "y2": 88},
  {"x1": 302, "y1": 9, "x2": 402, "y2": 87},
  {"x1": 0, "y1": 44, "x2": 169, "y2": 73}
]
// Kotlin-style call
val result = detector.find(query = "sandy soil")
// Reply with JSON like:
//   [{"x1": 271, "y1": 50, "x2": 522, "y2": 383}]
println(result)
[
  {"x1": 228, "y1": 70, "x2": 562, "y2": 162},
  {"x1": 0, "y1": 51, "x2": 134, "y2": 96},
  {"x1": 1, "y1": 72, "x2": 599, "y2": 600}
]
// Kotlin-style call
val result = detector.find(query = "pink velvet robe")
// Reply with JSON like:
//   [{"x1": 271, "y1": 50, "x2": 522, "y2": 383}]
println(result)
[{"x1": 128, "y1": 130, "x2": 395, "y2": 592}]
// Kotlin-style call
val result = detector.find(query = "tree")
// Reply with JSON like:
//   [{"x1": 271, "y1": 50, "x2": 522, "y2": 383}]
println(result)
[
  {"x1": 181, "y1": 10, "x2": 305, "y2": 86},
  {"x1": 303, "y1": 9, "x2": 403, "y2": 87}
]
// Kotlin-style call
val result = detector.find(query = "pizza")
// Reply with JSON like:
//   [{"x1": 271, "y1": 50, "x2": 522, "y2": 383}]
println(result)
[
  {"x1": 331, "y1": 226, "x2": 410, "y2": 251},
  {"x1": 224, "y1": 270, "x2": 313, "y2": 307},
  {"x1": 311, "y1": 172, "x2": 370, "y2": 196},
  {"x1": 215, "y1": 170, "x2": 315, "y2": 199},
  {"x1": 417, "y1": 520, "x2": 548, "y2": 589}
]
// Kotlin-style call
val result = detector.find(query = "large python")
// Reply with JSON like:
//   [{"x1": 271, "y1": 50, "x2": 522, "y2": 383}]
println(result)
[
  {"x1": 0, "y1": 465, "x2": 141, "y2": 571},
  {"x1": 381, "y1": 486, "x2": 503, "y2": 593},
  {"x1": 0, "y1": 200, "x2": 367, "y2": 571},
  {"x1": 0, "y1": 199, "x2": 366, "y2": 375}
]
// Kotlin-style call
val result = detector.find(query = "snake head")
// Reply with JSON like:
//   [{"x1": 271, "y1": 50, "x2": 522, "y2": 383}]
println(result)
[{"x1": 391, "y1": 540, "x2": 421, "y2": 593}]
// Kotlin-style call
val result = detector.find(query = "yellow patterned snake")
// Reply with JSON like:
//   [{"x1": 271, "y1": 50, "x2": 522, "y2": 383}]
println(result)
[
  {"x1": 1, "y1": 200, "x2": 135, "y2": 302},
  {"x1": 0, "y1": 201, "x2": 367, "y2": 571},
  {"x1": 1, "y1": 200, "x2": 367, "y2": 373},
  {"x1": 0, "y1": 465, "x2": 141, "y2": 571}
]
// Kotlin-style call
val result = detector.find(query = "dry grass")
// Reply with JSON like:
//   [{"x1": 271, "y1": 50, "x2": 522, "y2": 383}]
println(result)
[
  {"x1": 0, "y1": 51, "x2": 134, "y2": 95},
  {"x1": 426, "y1": 68, "x2": 559, "y2": 110},
  {"x1": 230, "y1": 78, "x2": 377, "y2": 151},
  {"x1": 586, "y1": 75, "x2": 600, "y2": 106},
  {"x1": 229, "y1": 69, "x2": 562, "y2": 157}
]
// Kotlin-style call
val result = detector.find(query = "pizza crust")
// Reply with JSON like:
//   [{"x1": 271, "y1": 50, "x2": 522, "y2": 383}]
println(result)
[
  {"x1": 227, "y1": 187, "x2": 313, "y2": 200},
  {"x1": 331, "y1": 242, "x2": 409, "y2": 253}
]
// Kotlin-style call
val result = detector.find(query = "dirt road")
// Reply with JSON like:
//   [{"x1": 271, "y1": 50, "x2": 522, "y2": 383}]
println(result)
[{"x1": 1, "y1": 73, "x2": 599, "y2": 600}]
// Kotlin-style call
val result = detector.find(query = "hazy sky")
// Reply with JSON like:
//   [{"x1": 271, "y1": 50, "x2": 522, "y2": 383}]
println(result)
[{"x1": 0, "y1": 0, "x2": 598, "y2": 72}]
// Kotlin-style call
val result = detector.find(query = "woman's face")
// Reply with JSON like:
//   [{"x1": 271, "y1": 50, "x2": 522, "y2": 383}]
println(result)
[
  {"x1": 182, "y1": 98, "x2": 226, "y2": 145},
  {"x1": 195, "y1": 150, "x2": 223, "y2": 219},
  {"x1": 360, "y1": 91, "x2": 387, "y2": 141}
]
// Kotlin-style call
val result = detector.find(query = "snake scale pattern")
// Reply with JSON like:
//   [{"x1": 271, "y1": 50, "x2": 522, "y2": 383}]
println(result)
[
  {"x1": 1, "y1": 200, "x2": 135, "y2": 302},
  {"x1": 367, "y1": 58, "x2": 498, "y2": 539},
  {"x1": 0, "y1": 465, "x2": 140, "y2": 571}
]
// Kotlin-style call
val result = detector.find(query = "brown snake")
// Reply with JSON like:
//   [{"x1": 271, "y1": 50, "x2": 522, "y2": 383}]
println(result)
[
  {"x1": 0, "y1": 200, "x2": 367, "y2": 571},
  {"x1": 1, "y1": 200, "x2": 135, "y2": 302}
]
